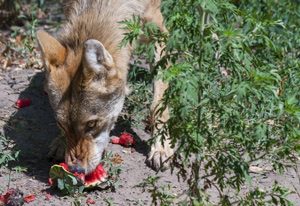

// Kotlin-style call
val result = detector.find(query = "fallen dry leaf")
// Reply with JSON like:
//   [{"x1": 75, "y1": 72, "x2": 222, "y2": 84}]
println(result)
[{"x1": 111, "y1": 153, "x2": 123, "y2": 164}]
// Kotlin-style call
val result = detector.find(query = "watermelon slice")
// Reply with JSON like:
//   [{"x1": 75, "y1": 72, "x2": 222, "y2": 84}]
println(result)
[
  {"x1": 49, "y1": 163, "x2": 108, "y2": 192},
  {"x1": 111, "y1": 132, "x2": 135, "y2": 147},
  {"x1": 16, "y1": 98, "x2": 31, "y2": 108}
]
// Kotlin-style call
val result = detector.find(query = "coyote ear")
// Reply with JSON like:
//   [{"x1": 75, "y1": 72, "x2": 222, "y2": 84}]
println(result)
[
  {"x1": 83, "y1": 39, "x2": 114, "y2": 74},
  {"x1": 36, "y1": 30, "x2": 67, "y2": 67}
]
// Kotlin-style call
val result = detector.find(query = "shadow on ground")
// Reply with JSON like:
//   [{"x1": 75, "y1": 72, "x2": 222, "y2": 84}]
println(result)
[
  {"x1": 3, "y1": 72, "x2": 59, "y2": 183},
  {"x1": 2, "y1": 71, "x2": 150, "y2": 185},
  {"x1": 111, "y1": 118, "x2": 150, "y2": 157}
]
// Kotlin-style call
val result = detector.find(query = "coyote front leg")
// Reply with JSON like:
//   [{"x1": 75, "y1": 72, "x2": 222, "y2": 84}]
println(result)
[
  {"x1": 147, "y1": 78, "x2": 174, "y2": 171},
  {"x1": 141, "y1": 0, "x2": 174, "y2": 171}
]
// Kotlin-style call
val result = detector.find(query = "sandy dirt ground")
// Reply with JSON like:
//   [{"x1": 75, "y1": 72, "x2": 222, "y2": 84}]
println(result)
[{"x1": 0, "y1": 67, "x2": 299, "y2": 206}]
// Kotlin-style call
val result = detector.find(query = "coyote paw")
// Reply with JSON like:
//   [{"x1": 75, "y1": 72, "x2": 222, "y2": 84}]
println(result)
[
  {"x1": 47, "y1": 136, "x2": 66, "y2": 161},
  {"x1": 147, "y1": 139, "x2": 174, "y2": 172}
]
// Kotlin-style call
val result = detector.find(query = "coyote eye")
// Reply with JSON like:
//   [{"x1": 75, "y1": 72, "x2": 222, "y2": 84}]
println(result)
[{"x1": 87, "y1": 120, "x2": 97, "y2": 128}]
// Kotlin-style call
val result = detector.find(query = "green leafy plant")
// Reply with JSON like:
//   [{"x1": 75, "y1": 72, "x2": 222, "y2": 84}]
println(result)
[
  {"x1": 104, "y1": 197, "x2": 115, "y2": 206},
  {"x1": 1, "y1": 0, "x2": 56, "y2": 70},
  {"x1": 122, "y1": 64, "x2": 153, "y2": 129},
  {"x1": 122, "y1": 0, "x2": 300, "y2": 205},
  {"x1": 137, "y1": 176, "x2": 176, "y2": 206},
  {"x1": 101, "y1": 151, "x2": 122, "y2": 191},
  {"x1": 0, "y1": 135, "x2": 24, "y2": 191},
  {"x1": 0, "y1": 135, "x2": 20, "y2": 168},
  {"x1": 72, "y1": 198, "x2": 82, "y2": 206}
]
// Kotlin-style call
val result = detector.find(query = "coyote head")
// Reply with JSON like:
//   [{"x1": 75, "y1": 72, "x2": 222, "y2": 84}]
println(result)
[{"x1": 37, "y1": 31, "x2": 126, "y2": 174}]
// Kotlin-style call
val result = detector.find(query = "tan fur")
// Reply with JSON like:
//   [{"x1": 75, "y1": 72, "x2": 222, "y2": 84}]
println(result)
[
  {"x1": 37, "y1": 31, "x2": 66, "y2": 65},
  {"x1": 37, "y1": 0, "x2": 173, "y2": 173}
]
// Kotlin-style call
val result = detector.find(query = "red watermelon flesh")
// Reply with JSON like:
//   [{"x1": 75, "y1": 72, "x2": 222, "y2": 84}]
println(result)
[
  {"x1": 85, "y1": 164, "x2": 107, "y2": 186},
  {"x1": 111, "y1": 132, "x2": 135, "y2": 147},
  {"x1": 111, "y1": 137, "x2": 120, "y2": 144},
  {"x1": 73, "y1": 172, "x2": 85, "y2": 182},
  {"x1": 59, "y1": 162, "x2": 69, "y2": 171},
  {"x1": 119, "y1": 132, "x2": 135, "y2": 146}
]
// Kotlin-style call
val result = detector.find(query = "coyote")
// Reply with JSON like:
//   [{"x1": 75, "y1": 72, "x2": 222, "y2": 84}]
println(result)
[{"x1": 37, "y1": 0, "x2": 173, "y2": 174}]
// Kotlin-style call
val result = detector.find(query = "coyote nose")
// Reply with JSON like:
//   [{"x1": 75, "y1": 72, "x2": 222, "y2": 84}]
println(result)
[{"x1": 69, "y1": 164, "x2": 85, "y2": 174}]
